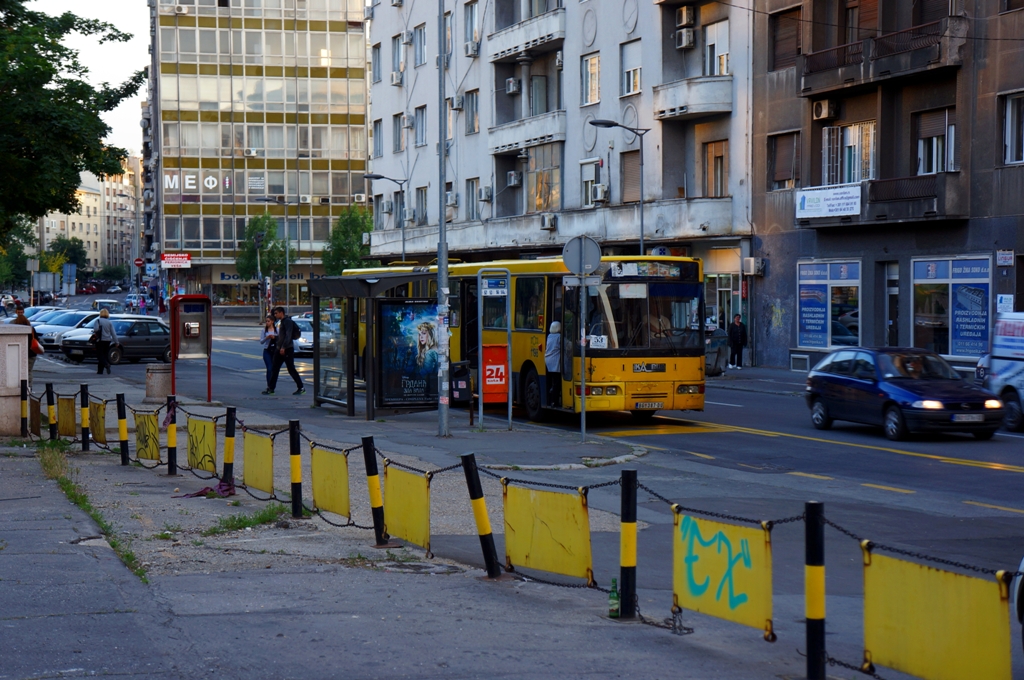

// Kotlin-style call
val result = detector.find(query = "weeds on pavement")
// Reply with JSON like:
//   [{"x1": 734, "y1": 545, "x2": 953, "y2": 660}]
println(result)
[{"x1": 201, "y1": 503, "x2": 288, "y2": 536}]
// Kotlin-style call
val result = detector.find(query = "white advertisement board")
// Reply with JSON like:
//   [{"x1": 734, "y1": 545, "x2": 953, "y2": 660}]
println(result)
[{"x1": 795, "y1": 184, "x2": 862, "y2": 219}]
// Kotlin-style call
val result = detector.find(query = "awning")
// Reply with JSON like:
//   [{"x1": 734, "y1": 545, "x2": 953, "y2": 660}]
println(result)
[{"x1": 308, "y1": 271, "x2": 433, "y2": 298}]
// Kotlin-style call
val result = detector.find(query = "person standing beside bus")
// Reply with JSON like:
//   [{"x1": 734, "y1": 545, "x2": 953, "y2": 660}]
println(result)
[
  {"x1": 728, "y1": 314, "x2": 747, "y2": 370},
  {"x1": 545, "y1": 321, "x2": 562, "y2": 407}
]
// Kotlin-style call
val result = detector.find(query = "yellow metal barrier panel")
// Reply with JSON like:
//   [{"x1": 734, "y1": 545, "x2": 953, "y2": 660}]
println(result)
[
  {"x1": 504, "y1": 485, "x2": 593, "y2": 583},
  {"x1": 864, "y1": 553, "x2": 1011, "y2": 680},
  {"x1": 134, "y1": 413, "x2": 161, "y2": 461},
  {"x1": 310, "y1": 445, "x2": 350, "y2": 519},
  {"x1": 187, "y1": 418, "x2": 217, "y2": 473},
  {"x1": 57, "y1": 397, "x2": 76, "y2": 437},
  {"x1": 30, "y1": 397, "x2": 40, "y2": 437},
  {"x1": 243, "y1": 431, "x2": 274, "y2": 495},
  {"x1": 383, "y1": 466, "x2": 430, "y2": 552},
  {"x1": 89, "y1": 400, "x2": 107, "y2": 445},
  {"x1": 672, "y1": 514, "x2": 774, "y2": 637}
]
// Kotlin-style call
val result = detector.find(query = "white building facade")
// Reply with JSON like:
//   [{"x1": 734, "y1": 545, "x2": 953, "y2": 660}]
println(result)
[{"x1": 367, "y1": 0, "x2": 754, "y2": 324}]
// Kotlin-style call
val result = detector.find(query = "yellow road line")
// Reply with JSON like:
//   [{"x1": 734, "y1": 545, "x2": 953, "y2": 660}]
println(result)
[
  {"x1": 861, "y1": 483, "x2": 915, "y2": 494},
  {"x1": 599, "y1": 425, "x2": 735, "y2": 437},
  {"x1": 963, "y1": 500, "x2": 1024, "y2": 515},
  {"x1": 656, "y1": 417, "x2": 1024, "y2": 475},
  {"x1": 684, "y1": 450, "x2": 715, "y2": 460},
  {"x1": 788, "y1": 472, "x2": 833, "y2": 480}
]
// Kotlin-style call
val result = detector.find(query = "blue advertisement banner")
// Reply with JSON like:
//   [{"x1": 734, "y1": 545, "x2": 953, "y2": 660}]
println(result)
[
  {"x1": 913, "y1": 260, "x2": 950, "y2": 281},
  {"x1": 951, "y1": 283, "x2": 989, "y2": 357},
  {"x1": 951, "y1": 259, "x2": 990, "y2": 280},
  {"x1": 828, "y1": 262, "x2": 859, "y2": 281},
  {"x1": 799, "y1": 263, "x2": 829, "y2": 281},
  {"x1": 798, "y1": 284, "x2": 829, "y2": 348},
  {"x1": 378, "y1": 299, "x2": 440, "y2": 406}
]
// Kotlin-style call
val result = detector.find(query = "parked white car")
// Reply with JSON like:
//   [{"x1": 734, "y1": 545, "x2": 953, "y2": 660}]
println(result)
[{"x1": 983, "y1": 312, "x2": 1024, "y2": 431}]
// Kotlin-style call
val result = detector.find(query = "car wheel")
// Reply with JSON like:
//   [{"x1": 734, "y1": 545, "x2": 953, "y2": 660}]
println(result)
[
  {"x1": 973, "y1": 429, "x2": 997, "y2": 441},
  {"x1": 631, "y1": 409, "x2": 657, "y2": 424},
  {"x1": 108, "y1": 346, "x2": 123, "y2": 365},
  {"x1": 522, "y1": 368, "x2": 545, "y2": 422},
  {"x1": 162, "y1": 347, "x2": 171, "y2": 363},
  {"x1": 1003, "y1": 391, "x2": 1024, "y2": 433},
  {"x1": 811, "y1": 399, "x2": 833, "y2": 430},
  {"x1": 884, "y1": 406, "x2": 908, "y2": 441}
]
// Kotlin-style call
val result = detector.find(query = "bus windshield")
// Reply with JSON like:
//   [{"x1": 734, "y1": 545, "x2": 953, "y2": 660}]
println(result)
[{"x1": 568, "y1": 281, "x2": 703, "y2": 351}]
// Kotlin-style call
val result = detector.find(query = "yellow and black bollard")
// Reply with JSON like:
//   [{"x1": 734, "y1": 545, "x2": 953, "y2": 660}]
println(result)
[
  {"x1": 361, "y1": 435, "x2": 393, "y2": 547},
  {"x1": 80, "y1": 384, "x2": 90, "y2": 452},
  {"x1": 619, "y1": 469, "x2": 638, "y2": 619},
  {"x1": 805, "y1": 501, "x2": 826, "y2": 680},
  {"x1": 166, "y1": 395, "x2": 177, "y2": 476},
  {"x1": 289, "y1": 420, "x2": 302, "y2": 518},
  {"x1": 116, "y1": 394, "x2": 129, "y2": 466},
  {"x1": 461, "y1": 453, "x2": 502, "y2": 579},
  {"x1": 45, "y1": 383, "x2": 56, "y2": 440},
  {"x1": 20, "y1": 379, "x2": 28, "y2": 438},
  {"x1": 222, "y1": 406, "x2": 236, "y2": 484}
]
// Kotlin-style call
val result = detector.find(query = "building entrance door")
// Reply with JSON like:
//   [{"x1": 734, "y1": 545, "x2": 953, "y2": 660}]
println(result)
[{"x1": 885, "y1": 262, "x2": 899, "y2": 346}]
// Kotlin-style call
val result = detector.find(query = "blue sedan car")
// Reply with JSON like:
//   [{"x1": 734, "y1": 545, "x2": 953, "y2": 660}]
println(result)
[{"x1": 805, "y1": 348, "x2": 1005, "y2": 441}]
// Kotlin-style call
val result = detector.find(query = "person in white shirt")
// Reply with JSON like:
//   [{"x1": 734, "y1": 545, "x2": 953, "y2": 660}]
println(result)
[{"x1": 545, "y1": 321, "x2": 562, "y2": 407}]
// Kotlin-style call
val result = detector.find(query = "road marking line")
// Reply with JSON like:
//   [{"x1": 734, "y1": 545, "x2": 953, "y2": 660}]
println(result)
[
  {"x1": 599, "y1": 425, "x2": 734, "y2": 437},
  {"x1": 788, "y1": 472, "x2": 833, "y2": 480},
  {"x1": 963, "y1": 500, "x2": 1024, "y2": 515},
  {"x1": 214, "y1": 348, "x2": 263, "y2": 360},
  {"x1": 705, "y1": 400, "x2": 744, "y2": 408},
  {"x1": 861, "y1": 483, "x2": 915, "y2": 494},
  {"x1": 996, "y1": 433, "x2": 1024, "y2": 440},
  {"x1": 684, "y1": 450, "x2": 715, "y2": 460},
  {"x1": 656, "y1": 417, "x2": 1024, "y2": 475}
]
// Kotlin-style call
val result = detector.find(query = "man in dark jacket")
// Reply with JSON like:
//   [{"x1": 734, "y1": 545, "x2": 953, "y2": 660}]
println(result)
[
  {"x1": 262, "y1": 307, "x2": 305, "y2": 395},
  {"x1": 727, "y1": 314, "x2": 747, "y2": 370}
]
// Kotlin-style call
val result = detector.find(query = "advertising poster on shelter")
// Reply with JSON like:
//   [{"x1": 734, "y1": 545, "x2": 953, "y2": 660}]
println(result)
[{"x1": 379, "y1": 299, "x2": 440, "y2": 406}]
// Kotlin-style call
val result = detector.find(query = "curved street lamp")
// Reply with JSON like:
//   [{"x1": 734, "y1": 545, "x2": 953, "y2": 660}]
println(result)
[
  {"x1": 363, "y1": 173, "x2": 409, "y2": 261},
  {"x1": 589, "y1": 119, "x2": 651, "y2": 256}
]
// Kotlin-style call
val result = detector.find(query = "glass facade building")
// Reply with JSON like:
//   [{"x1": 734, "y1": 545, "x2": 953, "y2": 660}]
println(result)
[{"x1": 150, "y1": 0, "x2": 367, "y2": 304}]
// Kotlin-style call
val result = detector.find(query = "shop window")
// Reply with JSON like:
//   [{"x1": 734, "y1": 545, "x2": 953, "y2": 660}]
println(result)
[
  {"x1": 912, "y1": 258, "x2": 991, "y2": 357},
  {"x1": 515, "y1": 277, "x2": 545, "y2": 331},
  {"x1": 769, "y1": 133, "x2": 800, "y2": 190},
  {"x1": 916, "y1": 108, "x2": 955, "y2": 175},
  {"x1": 797, "y1": 261, "x2": 860, "y2": 349}
]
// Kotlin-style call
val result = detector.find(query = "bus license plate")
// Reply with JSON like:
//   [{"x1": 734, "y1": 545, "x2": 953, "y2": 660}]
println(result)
[
  {"x1": 952, "y1": 414, "x2": 983, "y2": 423},
  {"x1": 634, "y1": 402, "x2": 663, "y2": 410}
]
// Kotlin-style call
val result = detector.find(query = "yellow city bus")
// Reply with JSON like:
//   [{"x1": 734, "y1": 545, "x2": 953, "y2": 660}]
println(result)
[{"x1": 342, "y1": 255, "x2": 706, "y2": 422}]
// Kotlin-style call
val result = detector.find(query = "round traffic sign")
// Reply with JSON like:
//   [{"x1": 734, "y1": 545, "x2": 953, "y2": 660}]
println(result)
[
  {"x1": 134, "y1": 258, "x2": 144, "y2": 267},
  {"x1": 562, "y1": 236, "x2": 602, "y2": 275}
]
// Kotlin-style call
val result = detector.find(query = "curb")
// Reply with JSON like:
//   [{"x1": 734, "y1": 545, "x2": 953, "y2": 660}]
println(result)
[{"x1": 483, "y1": 445, "x2": 648, "y2": 472}]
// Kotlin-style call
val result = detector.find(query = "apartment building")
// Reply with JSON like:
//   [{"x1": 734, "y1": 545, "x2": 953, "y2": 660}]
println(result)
[
  {"x1": 37, "y1": 186, "x2": 104, "y2": 268},
  {"x1": 367, "y1": 0, "x2": 755, "y2": 327},
  {"x1": 147, "y1": 0, "x2": 368, "y2": 303},
  {"x1": 83, "y1": 156, "x2": 142, "y2": 271},
  {"x1": 752, "y1": 0, "x2": 1024, "y2": 369}
]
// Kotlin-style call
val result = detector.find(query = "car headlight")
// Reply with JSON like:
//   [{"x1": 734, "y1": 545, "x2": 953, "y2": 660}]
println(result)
[
  {"x1": 985, "y1": 399, "x2": 1003, "y2": 409},
  {"x1": 911, "y1": 400, "x2": 944, "y2": 409}
]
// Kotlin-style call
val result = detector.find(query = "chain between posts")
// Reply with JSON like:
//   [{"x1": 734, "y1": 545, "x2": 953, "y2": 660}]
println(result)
[
  {"x1": 375, "y1": 448, "x2": 465, "y2": 478},
  {"x1": 301, "y1": 502, "x2": 375, "y2": 530},
  {"x1": 823, "y1": 516, "x2": 1024, "y2": 578},
  {"x1": 634, "y1": 597, "x2": 693, "y2": 635},
  {"x1": 827, "y1": 654, "x2": 886, "y2": 680},
  {"x1": 638, "y1": 482, "x2": 800, "y2": 527},
  {"x1": 518, "y1": 572, "x2": 609, "y2": 593},
  {"x1": 479, "y1": 466, "x2": 619, "y2": 494}
]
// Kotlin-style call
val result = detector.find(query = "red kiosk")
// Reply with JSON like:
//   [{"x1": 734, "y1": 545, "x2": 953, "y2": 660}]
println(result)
[{"x1": 169, "y1": 295, "x2": 213, "y2": 402}]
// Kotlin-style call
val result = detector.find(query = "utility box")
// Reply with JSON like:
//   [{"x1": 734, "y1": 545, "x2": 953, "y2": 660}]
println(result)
[
  {"x1": 450, "y1": 360, "x2": 472, "y2": 405},
  {"x1": 170, "y1": 295, "x2": 212, "y2": 360},
  {"x1": 482, "y1": 344, "x2": 508, "y2": 404}
]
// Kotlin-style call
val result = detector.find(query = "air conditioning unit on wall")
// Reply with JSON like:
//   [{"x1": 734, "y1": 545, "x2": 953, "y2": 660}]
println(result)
[
  {"x1": 464, "y1": 41, "x2": 479, "y2": 58},
  {"x1": 813, "y1": 100, "x2": 837, "y2": 120},
  {"x1": 540, "y1": 214, "x2": 557, "y2": 231},
  {"x1": 590, "y1": 183, "x2": 608, "y2": 203},
  {"x1": 174, "y1": 5, "x2": 189, "y2": 14},
  {"x1": 390, "y1": 71, "x2": 403, "y2": 86},
  {"x1": 675, "y1": 28, "x2": 695, "y2": 50},
  {"x1": 381, "y1": 200, "x2": 394, "y2": 214},
  {"x1": 506, "y1": 171, "x2": 522, "y2": 187},
  {"x1": 742, "y1": 257, "x2": 766, "y2": 276},
  {"x1": 675, "y1": 6, "x2": 694, "y2": 27},
  {"x1": 505, "y1": 78, "x2": 521, "y2": 95},
  {"x1": 477, "y1": 186, "x2": 493, "y2": 202},
  {"x1": 353, "y1": 193, "x2": 367, "y2": 203}
]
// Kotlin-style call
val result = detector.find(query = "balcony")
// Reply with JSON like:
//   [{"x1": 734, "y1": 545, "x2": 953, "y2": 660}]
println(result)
[
  {"x1": 799, "y1": 17, "x2": 967, "y2": 96},
  {"x1": 488, "y1": 110, "x2": 566, "y2": 154},
  {"x1": 794, "y1": 172, "x2": 965, "y2": 228},
  {"x1": 653, "y1": 75, "x2": 733, "y2": 121},
  {"x1": 488, "y1": 8, "x2": 565, "y2": 62}
]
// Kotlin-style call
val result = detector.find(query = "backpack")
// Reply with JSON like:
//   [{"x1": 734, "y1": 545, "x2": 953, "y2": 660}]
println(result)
[{"x1": 290, "y1": 319, "x2": 302, "y2": 341}]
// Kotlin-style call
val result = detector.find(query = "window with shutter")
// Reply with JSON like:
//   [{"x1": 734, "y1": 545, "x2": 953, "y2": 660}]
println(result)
[
  {"x1": 770, "y1": 133, "x2": 800, "y2": 190},
  {"x1": 915, "y1": 108, "x2": 955, "y2": 174},
  {"x1": 771, "y1": 10, "x2": 801, "y2": 71},
  {"x1": 621, "y1": 151, "x2": 640, "y2": 203},
  {"x1": 918, "y1": 0, "x2": 947, "y2": 24},
  {"x1": 822, "y1": 127, "x2": 841, "y2": 185},
  {"x1": 1008, "y1": 0, "x2": 1024, "y2": 11}
]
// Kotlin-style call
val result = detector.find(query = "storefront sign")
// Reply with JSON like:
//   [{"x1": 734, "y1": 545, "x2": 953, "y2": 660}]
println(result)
[
  {"x1": 951, "y1": 283, "x2": 989, "y2": 357},
  {"x1": 378, "y1": 299, "x2": 439, "y2": 407},
  {"x1": 997, "y1": 295, "x2": 1015, "y2": 313},
  {"x1": 912, "y1": 257, "x2": 991, "y2": 358},
  {"x1": 795, "y1": 184, "x2": 861, "y2": 219},
  {"x1": 161, "y1": 253, "x2": 192, "y2": 269},
  {"x1": 798, "y1": 284, "x2": 828, "y2": 348},
  {"x1": 996, "y1": 250, "x2": 1014, "y2": 267}
]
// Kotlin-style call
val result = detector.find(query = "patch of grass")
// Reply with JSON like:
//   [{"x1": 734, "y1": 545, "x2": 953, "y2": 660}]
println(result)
[
  {"x1": 229, "y1": 500, "x2": 241, "y2": 507},
  {"x1": 128, "y1": 491, "x2": 139, "y2": 496},
  {"x1": 385, "y1": 549, "x2": 416, "y2": 563},
  {"x1": 191, "y1": 539, "x2": 204, "y2": 547},
  {"x1": 39, "y1": 445, "x2": 70, "y2": 480},
  {"x1": 163, "y1": 523, "x2": 183, "y2": 533},
  {"x1": 150, "y1": 531, "x2": 174, "y2": 541},
  {"x1": 201, "y1": 503, "x2": 288, "y2": 536}
]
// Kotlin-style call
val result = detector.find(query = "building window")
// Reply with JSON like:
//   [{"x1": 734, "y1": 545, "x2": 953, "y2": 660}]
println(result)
[
  {"x1": 822, "y1": 121, "x2": 875, "y2": 185},
  {"x1": 464, "y1": 1, "x2": 479, "y2": 44},
  {"x1": 581, "y1": 159, "x2": 599, "y2": 208},
  {"x1": 526, "y1": 142, "x2": 562, "y2": 213},
  {"x1": 1006, "y1": 0, "x2": 1024, "y2": 10},
  {"x1": 391, "y1": 35, "x2": 403, "y2": 73},
  {"x1": 530, "y1": 76, "x2": 549, "y2": 116},
  {"x1": 394, "y1": 190, "x2": 406, "y2": 226},
  {"x1": 414, "y1": 106, "x2": 427, "y2": 146},
  {"x1": 1004, "y1": 93, "x2": 1024, "y2": 164},
  {"x1": 466, "y1": 178, "x2": 479, "y2": 220},
  {"x1": 465, "y1": 90, "x2": 479, "y2": 134},
  {"x1": 704, "y1": 140, "x2": 729, "y2": 197},
  {"x1": 373, "y1": 194, "x2": 384, "y2": 229},
  {"x1": 704, "y1": 20, "x2": 729, "y2": 76},
  {"x1": 771, "y1": 9, "x2": 801, "y2": 71},
  {"x1": 621, "y1": 150, "x2": 640, "y2": 203},
  {"x1": 769, "y1": 133, "x2": 800, "y2": 190},
  {"x1": 414, "y1": 24, "x2": 427, "y2": 67},
  {"x1": 372, "y1": 119, "x2": 383, "y2": 158},
  {"x1": 620, "y1": 40, "x2": 641, "y2": 96},
  {"x1": 371, "y1": 44, "x2": 382, "y2": 82},
  {"x1": 913, "y1": 258, "x2": 992, "y2": 357},
  {"x1": 444, "y1": 12, "x2": 453, "y2": 62},
  {"x1": 392, "y1": 113, "x2": 405, "y2": 152},
  {"x1": 581, "y1": 54, "x2": 600, "y2": 105},
  {"x1": 415, "y1": 186, "x2": 428, "y2": 225},
  {"x1": 916, "y1": 108, "x2": 955, "y2": 175}
]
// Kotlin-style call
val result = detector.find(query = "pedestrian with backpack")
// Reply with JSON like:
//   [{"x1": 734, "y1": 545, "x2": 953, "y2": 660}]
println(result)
[{"x1": 262, "y1": 306, "x2": 305, "y2": 395}]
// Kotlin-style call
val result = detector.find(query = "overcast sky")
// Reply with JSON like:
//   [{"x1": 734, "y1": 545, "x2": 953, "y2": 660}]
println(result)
[{"x1": 29, "y1": 0, "x2": 150, "y2": 156}]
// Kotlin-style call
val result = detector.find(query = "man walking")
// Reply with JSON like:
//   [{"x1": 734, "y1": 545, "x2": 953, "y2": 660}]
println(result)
[
  {"x1": 262, "y1": 306, "x2": 304, "y2": 395},
  {"x1": 95, "y1": 308, "x2": 119, "y2": 375},
  {"x1": 727, "y1": 314, "x2": 747, "y2": 370}
]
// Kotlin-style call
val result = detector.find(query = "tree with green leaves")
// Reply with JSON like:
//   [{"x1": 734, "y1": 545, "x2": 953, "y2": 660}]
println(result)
[
  {"x1": 99, "y1": 264, "x2": 127, "y2": 281},
  {"x1": 0, "y1": 215, "x2": 36, "y2": 288},
  {"x1": 47, "y1": 235, "x2": 88, "y2": 271},
  {"x1": 235, "y1": 212, "x2": 296, "y2": 282},
  {"x1": 0, "y1": 1, "x2": 144, "y2": 243},
  {"x1": 322, "y1": 206, "x2": 377, "y2": 275}
]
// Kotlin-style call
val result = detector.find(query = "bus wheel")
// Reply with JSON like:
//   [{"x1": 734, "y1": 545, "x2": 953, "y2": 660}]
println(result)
[
  {"x1": 523, "y1": 368, "x2": 545, "y2": 422},
  {"x1": 630, "y1": 410, "x2": 657, "y2": 424}
]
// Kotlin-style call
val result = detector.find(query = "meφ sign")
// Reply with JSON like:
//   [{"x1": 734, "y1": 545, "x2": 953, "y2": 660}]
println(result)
[{"x1": 161, "y1": 253, "x2": 192, "y2": 269}]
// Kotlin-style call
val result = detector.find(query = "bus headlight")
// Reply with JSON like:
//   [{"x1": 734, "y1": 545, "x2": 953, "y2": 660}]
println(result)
[
  {"x1": 677, "y1": 385, "x2": 702, "y2": 394},
  {"x1": 590, "y1": 387, "x2": 604, "y2": 396},
  {"x1": 605, "y1": 386, "x2": 618, "y2": 395}
]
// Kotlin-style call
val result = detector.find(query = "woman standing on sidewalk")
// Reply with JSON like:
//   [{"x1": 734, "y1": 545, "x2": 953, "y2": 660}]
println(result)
[
  {"x1": 259, "y1": 314, "x2": 277, "y2": 388},
  {"x1": 94, "y1": 308, "x2": 119, "y2": 375}
]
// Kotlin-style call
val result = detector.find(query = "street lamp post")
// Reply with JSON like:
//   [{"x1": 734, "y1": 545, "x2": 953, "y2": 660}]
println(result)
[
  {"x1": 362, "y1": 174, "x2": 409, "y2": 261},
  {"x1": 589, "y1": 119, "x2": 651, "y2": 256},
  {"x1": 256, "y1": 196, "x2": 293, "y2": 311}
]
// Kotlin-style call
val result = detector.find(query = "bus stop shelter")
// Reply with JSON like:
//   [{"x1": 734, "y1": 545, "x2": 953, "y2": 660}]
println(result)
[{"x1": 309, "y1": 271, "x2": 435, "y2": 420}]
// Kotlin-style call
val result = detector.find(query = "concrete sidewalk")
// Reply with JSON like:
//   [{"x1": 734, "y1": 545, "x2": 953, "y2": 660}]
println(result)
[{"x1": 707, "y1": 365, "x2": 809, "y2": 396}]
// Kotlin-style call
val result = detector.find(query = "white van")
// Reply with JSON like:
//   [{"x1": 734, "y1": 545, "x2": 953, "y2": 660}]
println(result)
[{"x1": 984, "y1": 312, "x2": 1024, "y2": 432}]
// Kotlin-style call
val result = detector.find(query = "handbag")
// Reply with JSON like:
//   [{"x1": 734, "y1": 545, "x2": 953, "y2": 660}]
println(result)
[{"x1": 31, "y1": 336, "x2": 43, "y2": 355}]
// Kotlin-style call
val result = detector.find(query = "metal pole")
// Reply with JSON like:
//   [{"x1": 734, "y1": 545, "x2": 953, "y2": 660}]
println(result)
[
  {"x1": 805, "y1": 501, "x2": 826, "y2": 680},
  {"x1": 437, "y1": 0, "x2": 450, "y2": 438},
  {"x1": 45, "y1": 383, "x2": 56, "y2": 440},
  {"x1": 361, "y1": 435, "x2": 391, "y2": 546},
  {"x1": 619, "y1": 469, "x2": 637, "y2": 619},
  {"x1": 477, "y1": 274, "x2": 484, "y2": 428},
  {"x1": 638, "y1": 131, "x2": 645, "y2": 256},
  {"x1": 116, "y1": 393, "x2": 129, "y2": 466},
  {"x1": 505, "y1": 273, "x2": 512, "y2": 431},
  {"x1": 20, "y1": 379, "x2": 28, "y2": 438},
  {"x1": 80, "y1": 384, "x2": 89, "y2": 452},
  {"x1": 289, "y1": 419, "x2": 302, "y2": 518},
  {"x1": 285, "y1": 200, "x2": 290, "y2": 312},
  {"x1": 461, "y1": 452, "x2": 502, "y2": 578},
  {"x1": 579, "y1": 239, "x2": 587, "y2": 443},
  {"x1": 166, "y1": 394, "x2": 177, "y2": 476},
  {"x1": 223, "y1": 406, "x2": 236, "y2": 484}
]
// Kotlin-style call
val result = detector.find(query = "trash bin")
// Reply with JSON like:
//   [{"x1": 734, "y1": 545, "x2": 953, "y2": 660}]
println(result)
[
  {"x1": 144, "y1": 364, "x2": 172, "y2": 404},
  {"x1": 450, "y1": 361, "x2": 472, "y2": 405}
]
